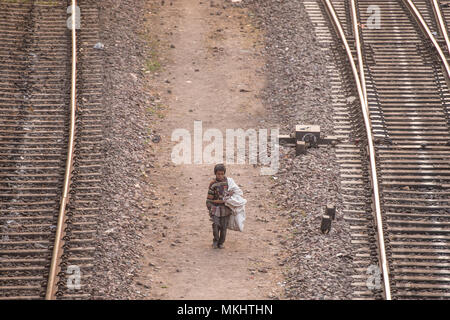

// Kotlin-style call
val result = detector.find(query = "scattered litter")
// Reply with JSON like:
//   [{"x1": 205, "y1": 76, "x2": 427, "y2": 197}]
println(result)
[
  {"x1": 105, "y1": 228, "x2": 115, "y2": 234},
  {"x1": 93, "y1": 42, "x2": 104, "y2": 50},
  {"x1": 346, "y1": 96, "x2": 356, "y2": 104},
  {"x1": 152, "y1": 135, "x2": 161, "y2": 143}
]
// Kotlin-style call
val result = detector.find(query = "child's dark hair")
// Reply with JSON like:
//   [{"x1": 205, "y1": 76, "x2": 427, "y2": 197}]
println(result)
[{"x1": 214, "y1": 163, "x2": 226, "y2": 174}]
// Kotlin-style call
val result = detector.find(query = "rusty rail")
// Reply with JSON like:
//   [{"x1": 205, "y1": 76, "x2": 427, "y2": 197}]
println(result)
[
  {"x1": 45, "y1": 0, "x2": 78, "y2": 300},
  {"x1": 403, "y1": 0, "x2": 450, "y2": 81},
  {"x1": 430, "y1": 0, "x2": 450, "y2": 57}
]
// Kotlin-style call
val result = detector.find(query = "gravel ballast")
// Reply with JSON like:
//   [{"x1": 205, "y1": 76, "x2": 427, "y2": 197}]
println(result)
[{"x1": 85, "y1": 0, "x2": 155, "y2": 299}]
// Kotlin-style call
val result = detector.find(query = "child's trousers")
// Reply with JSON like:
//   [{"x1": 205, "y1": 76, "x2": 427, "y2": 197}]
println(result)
[{"x1": 212, "y1": 215, "x2": 229, "y2": 246}]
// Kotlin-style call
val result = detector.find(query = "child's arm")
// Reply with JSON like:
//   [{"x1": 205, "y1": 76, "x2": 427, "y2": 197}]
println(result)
[{"x1": 206, "y1": 180, "x2": 215, "y2": 214}]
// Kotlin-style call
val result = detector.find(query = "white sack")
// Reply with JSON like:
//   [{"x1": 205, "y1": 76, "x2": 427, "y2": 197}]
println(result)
[{"x1": 225, "y1": 177, "x2": 246, "y2": 232}]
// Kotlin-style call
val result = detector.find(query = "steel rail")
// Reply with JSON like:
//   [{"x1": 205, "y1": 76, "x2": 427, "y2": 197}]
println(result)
[
  {"x1": 350, "y1": 0, "x2": 368, "y2": 109},
  {"x1": 403, "y1": 0, "x2": 450, "y2": 82},
  {"x1": 321, "y1": 0, "x2": 392, "y2": 300},
  {"x1": 45, "y1": 0, "x2": 78, "y2": 300},
  {"x1": 430, "y1": 0, "x2": 450, "y2": 57}
]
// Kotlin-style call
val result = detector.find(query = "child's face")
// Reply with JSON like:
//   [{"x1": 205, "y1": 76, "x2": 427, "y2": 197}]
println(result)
[{"x1": 215, "y1": 170, "x2": 225, "y2": 181}]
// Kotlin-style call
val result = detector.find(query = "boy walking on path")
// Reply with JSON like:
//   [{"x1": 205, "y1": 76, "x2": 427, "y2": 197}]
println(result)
[{"x1": 206, "y1": 164, "x2": 233, "y2": 249}]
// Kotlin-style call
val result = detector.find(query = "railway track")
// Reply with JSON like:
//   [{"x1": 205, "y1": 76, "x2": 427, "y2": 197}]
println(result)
[
  {"x1": 3, "y1": 0, "x2": 449, "y2": 301},
  {"x1": 0, "y1": 0, "x2": 103, "y2": 299},
  {"x1": 306, "y1": 0, "x2": 450, "y2": 299}
]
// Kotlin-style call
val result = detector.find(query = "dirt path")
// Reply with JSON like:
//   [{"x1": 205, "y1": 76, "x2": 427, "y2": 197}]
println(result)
[{"x1": 135, "y1": 0, "x2": 289, "y2": 300}]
